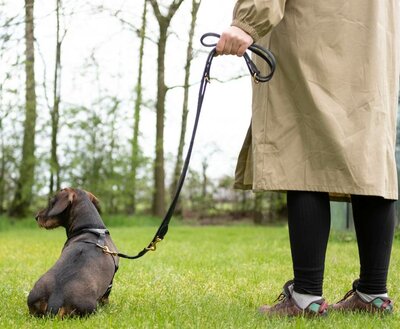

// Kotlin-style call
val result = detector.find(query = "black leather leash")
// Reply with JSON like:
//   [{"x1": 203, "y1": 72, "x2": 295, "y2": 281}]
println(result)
[{"x1": 110, "y1": 33, "x2": 276, "y2": 260}]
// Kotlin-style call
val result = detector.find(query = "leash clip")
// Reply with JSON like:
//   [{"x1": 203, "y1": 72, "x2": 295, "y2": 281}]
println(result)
[
  {"x1": 146, "y1": 237, "x2": 162, "y2": 251},
  {"x1": 97, "y1": 244, "x2": 118, "y2": 256},
  {"x1": 252, "y1": 73, "x2": 260, "y2": 84}
]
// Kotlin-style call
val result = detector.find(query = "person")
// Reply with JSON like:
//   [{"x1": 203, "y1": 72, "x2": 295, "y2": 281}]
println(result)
[{"x1": 216, "y1": 0, "x2": 399, "y2": 317}]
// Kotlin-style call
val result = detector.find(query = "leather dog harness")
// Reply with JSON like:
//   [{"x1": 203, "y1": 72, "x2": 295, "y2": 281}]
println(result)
[{"x1": 66, "y1": 228, "x2": 119, "y2": 300}]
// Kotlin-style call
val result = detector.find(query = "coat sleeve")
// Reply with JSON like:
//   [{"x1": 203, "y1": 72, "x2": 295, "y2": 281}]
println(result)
[{"x1": 231, "y1": 0, "x2": 287, "y2": 41}]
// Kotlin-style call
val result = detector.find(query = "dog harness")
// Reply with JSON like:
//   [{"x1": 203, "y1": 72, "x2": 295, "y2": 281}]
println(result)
[{"x1": 66, "y1": 228, "x2": 119, "y2": 300}]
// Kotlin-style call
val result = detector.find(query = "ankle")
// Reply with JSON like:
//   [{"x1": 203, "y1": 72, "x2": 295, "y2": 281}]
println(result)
[
  {"x1": 290, "y1": 285, "x2": 323, "y2": 310},
  {"x1": 356, "y1": 290, "x2": 388, "y2": 303}
]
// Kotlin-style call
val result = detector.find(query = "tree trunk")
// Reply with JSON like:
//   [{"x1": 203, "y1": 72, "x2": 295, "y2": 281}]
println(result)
[
  {"x1": 105, "y1": 98, "x2": 120, "y2": 213},
  {"x1": 152, "y1": 25, "x2": 167, "y2": 216},
  {"x1": 201, "y1": 159, "x2": 208, "y2": 199},
  {"x1": 128, "y1": 0, "x2": 147, "y2": 215},
  {"x1": 0, "y1": 116, "x2": 5, "y2": 213},
  {"x1": 171, "y1": 0, "x2": 201, "y2": 197},
  {"x1": 9, "y1": 0, "x2": 37, "y2": 217},
  {"x1": 149, "y1": 0, "x2": 185, "y2": 216},
  {"x1": 49, "y1": 0, "x2": 62, "y2": 195}
]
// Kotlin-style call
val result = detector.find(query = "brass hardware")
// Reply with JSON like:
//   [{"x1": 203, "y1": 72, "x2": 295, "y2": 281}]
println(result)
[
  {"x1": 145, "y1": 237, "x2": 162, "y2": 251},
  {"x1": 97, "y1": 244, "x2": 118, "y2": 256},
  {"x1": 253, "y1": 73, "x2": 260, "y2": 84}
]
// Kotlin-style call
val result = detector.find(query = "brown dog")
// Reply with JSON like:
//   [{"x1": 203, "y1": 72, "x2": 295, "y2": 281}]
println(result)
[{"x1": 28, "y1": 187, "x2": 119, "y2": 317}]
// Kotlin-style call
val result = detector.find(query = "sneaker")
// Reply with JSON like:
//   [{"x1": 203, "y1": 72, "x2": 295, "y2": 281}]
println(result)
[
  {"x1": 331, "y1": 279, "x2": 394, "y2": 314},
  {"x1": 259, "y1": 280, "x2": 329, "y2": 317}
]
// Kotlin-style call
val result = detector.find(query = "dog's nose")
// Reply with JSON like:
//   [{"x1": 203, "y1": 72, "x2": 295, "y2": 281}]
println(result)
[{"x1": 35, "y1": 214, "x2": 39, "y2": 221}]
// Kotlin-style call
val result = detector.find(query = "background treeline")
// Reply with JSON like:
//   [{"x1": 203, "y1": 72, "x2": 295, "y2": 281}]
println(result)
[{"x1": 0, "y1": 0, "x2": 287, "y2": 223}]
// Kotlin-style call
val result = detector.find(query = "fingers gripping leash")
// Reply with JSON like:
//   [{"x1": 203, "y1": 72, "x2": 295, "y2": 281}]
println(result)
[
  {"x1": 200, "y1": 32, "x2": 276, "y2": 83},
  {"x1": 116, "y1": 33, "x2": 276, "y2": 260}
]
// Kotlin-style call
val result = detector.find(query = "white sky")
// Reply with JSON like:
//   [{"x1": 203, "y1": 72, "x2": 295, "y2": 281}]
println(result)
[{"x1": 3, "y1": 0, "x2": 254, "y2": 181}]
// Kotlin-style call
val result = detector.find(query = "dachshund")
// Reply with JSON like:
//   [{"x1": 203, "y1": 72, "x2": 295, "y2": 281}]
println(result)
[{"x1": 27, "y1": 187, "x2": 119, "y2": 317}]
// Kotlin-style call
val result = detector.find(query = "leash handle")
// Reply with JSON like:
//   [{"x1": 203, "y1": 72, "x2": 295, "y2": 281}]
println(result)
[
  {"x1": 200, "y1": 32, "x2": 276, "y2": 83},
  {"x1": 119, "y1": 32, "x2": 276, "y2": 260}
]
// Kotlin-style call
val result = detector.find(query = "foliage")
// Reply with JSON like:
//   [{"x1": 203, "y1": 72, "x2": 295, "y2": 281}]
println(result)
[
  {"x1": 1, "y1": 224, "x2": 400, "y2": 328},
  {"x1": 0, "y1": 214, "x2": 169, "y2": 232},
  {"x1": 8, "y1": 0, "x2": 38, "y2": 217},
  {"x1": 60, "y1": 99, "x2": 153, "y2": 214},
  {"x1": 181, "y1": 172, "x2": 287, "y2": 223},
  {"x1": 0, "y1": 0, "x2": 283, "y2": 221}
]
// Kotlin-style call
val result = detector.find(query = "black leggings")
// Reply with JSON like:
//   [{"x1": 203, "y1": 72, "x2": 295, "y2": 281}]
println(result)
[{"x1": 287, "y1": 191, "x2": 395, "y2": 296}]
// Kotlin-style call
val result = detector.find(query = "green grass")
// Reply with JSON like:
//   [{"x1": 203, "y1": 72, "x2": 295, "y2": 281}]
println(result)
[{"x1": 0, "y1": 222, "x2": 399, "y2": 328}]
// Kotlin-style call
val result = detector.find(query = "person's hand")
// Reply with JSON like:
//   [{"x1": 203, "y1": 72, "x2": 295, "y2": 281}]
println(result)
[{"x1": 216, "y1": 26, "x2": 253, "y2": 57}]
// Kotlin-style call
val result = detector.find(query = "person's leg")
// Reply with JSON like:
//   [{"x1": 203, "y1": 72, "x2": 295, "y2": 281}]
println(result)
[
  {"x1": 287, "y1": 191, "x2": 331, "y2": 296},
  {"x1": 351, "y1": 195, "x2": 395, "y2": 295},
  {"x1": 331, "y1": 195, "x2": 395, "y2": 313},
  {"x1": 258, "y1": 191, "x2": 330, "y2": 316}
]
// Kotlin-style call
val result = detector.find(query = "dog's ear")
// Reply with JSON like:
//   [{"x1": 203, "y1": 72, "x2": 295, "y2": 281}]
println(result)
[
  {"x1": 84, "y1": 190, "x2": 101, "y2": 213},
  {"x1": 47, "y1": 188, "x2": 76, "y2": 217}
]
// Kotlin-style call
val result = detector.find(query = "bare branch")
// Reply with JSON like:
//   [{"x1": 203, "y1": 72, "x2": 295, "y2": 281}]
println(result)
[
  {"x1": 167, "y1": 0, "x2": 185, "y2": 20},
  {"x1": 166, "y1": 73, "x2": 249, "y2": 91},
  {"x1": 148, "y1": 0, "x2": 162, "y2": 20},
  {"x1": 34, "y1": 40, "x2": 51, "y2": 111}
]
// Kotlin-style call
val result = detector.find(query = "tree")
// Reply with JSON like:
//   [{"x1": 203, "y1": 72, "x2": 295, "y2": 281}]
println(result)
[
  {"x1": 9, "y1": 0, "x2": 37, "y2": 217},
  {"x1": 149, "y1": 0, "x2": 185, "y2": 216},
  {"x1": 170, "y1": 0, "x2": 202, "y2": 199},
  {"x1": 49, "y1": 0, "x2": 66, "y2": 194},
  {"x1": 128, "y1": 0, "x2": 148, "y2": 214},
  {"x1": 0, "y1": 3, "x2": 19, "y2": 213},
  {"x1": 0, "y1": 110, "x2": 12, "y2": 213}
]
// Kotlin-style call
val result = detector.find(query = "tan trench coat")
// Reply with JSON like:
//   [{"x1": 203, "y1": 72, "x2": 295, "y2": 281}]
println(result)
[{"x1": 231, "y1": 0, "x2": 400, "y2": 201}]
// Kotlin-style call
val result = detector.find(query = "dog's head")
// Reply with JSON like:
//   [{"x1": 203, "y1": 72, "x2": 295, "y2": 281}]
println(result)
[{"x1": 35, "y1": 187, "x2": 101, "y2": 229}]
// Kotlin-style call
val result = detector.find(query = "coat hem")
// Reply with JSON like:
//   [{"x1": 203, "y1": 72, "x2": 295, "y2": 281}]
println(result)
[{"x1": 233, "y1": 183, "x2": 398, "y2": 202}]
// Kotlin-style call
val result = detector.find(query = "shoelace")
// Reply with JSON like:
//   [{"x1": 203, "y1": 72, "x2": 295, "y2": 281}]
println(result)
[
  {"x1": 337, "y1": 279, "x2": 360, "y2": 303},
  {"x1": 337, "y1": 284, "x2": 392, "y2": 311},
  {"x1": 273, "y1": 281, "x2": 294, "y2": 303},
  {"x1": 274, "y1": 291, "x2": 289, "y2": 303},
  {"x1": 337, "y1": 287, "x2": 356, "y2": 303}
]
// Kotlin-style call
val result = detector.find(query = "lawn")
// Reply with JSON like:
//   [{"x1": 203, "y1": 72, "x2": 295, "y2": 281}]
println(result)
[{"x1": 0, "y1": 220, "x2": 399, "y2": 328}]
